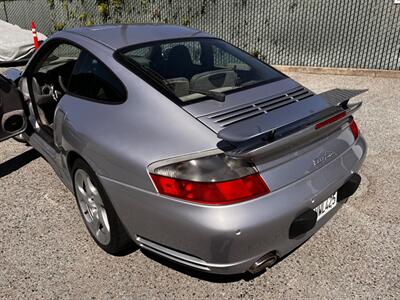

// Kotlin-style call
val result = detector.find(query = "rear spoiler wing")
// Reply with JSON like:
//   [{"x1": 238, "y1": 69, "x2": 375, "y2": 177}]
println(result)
[{"x1": 218, "y1": 89, "x2": 367, "y2": 158}]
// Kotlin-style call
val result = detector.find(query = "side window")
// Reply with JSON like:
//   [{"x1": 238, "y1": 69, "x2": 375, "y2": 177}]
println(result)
[
  {"x1": 32, "y1": 43, "x2": 82, "y2": 96},
  {"x1": 36, "y1": 43, "x2": 81, "y2": 73},
  {"x1": 69, "y1": 51, "x2": 126, "y2": 103}
]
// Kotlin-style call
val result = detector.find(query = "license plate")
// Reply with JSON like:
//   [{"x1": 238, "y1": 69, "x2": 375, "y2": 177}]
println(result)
[{"x1": 314, "y1": 192, "x2": 337, "y2": 221}]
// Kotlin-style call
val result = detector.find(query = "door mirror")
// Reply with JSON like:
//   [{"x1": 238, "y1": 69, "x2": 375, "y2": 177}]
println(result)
[{"x1": 0, "y1": 74, "x2": 27, "y2": 142}]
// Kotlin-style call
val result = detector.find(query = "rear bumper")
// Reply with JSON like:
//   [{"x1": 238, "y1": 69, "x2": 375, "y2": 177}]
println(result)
[{"x1": 100, "y1": 135, "x2": 367, "y2": 275}]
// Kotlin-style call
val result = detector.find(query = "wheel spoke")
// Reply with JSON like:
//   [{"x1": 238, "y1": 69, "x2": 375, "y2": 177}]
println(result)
[
  {"x1": 75, "y1": 173, "x2": 87, "y2": 199},
  {"x1": 88, "y1": 215, "x2": 100, "y2": 232},
  {"x1": 98, "y1": 207, "x2": 110, "y2": 233},
  {"x1": 76, "y1": 185, "x2": 87, "y2": 198},
  {"x1": 95, "y1": 228, "x2": 106, "y2": 244},
  {"x1": 92, "y1": 192, "x2": 102, "y2": 206},
  {"x1": 84, "y1": 176, "x2": 97, "y2": 197}
]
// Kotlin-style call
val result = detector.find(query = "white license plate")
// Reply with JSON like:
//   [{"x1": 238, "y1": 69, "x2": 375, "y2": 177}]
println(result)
[{"x1": 314, "y1": 192, "x2": 337, "y2": 221}]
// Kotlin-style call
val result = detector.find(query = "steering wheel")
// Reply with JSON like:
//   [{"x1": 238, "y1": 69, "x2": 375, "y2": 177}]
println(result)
[
  {"x1": 42, "y1": 83, "x2": 62, "y2": 102},
  {"x1": 58, "y1": 75, "x2": 68, "y2": 93},
  {"x1": 31, "y1": 76, "x2": 63, "y2": 106},
  {"x1": 41, "y1": 76, "x2": 66, "y2": 102}
]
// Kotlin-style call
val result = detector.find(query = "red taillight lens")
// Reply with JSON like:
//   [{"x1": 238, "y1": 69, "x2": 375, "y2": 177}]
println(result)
[
  {"x1": 315, "y1": 112, "x2": 347, "y2": 129},
  {"x1": 149, "y1": 153, "x2": 270, "y2": 205},
  {"x1": 349, "y1": 119, "x2": 359, "y2": 140},
  {"x1": 151, "y1": 173, "x2": 270, "y2": 205}
]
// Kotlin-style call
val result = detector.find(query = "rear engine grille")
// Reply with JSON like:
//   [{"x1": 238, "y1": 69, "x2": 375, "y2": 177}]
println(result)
[{"x1": 208, "y1": 87, "x2": 314, "y2": 127}]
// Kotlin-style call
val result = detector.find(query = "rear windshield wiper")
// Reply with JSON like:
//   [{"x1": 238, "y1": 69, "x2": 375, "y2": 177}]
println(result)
[{"x1": 189, "y1": 89, "x2": 226, "y2": 102}]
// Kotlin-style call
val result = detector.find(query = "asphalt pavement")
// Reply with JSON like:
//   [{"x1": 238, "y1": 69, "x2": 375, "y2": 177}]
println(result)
[{"x1": 0, "y1": 71, "x2": 399, "y2": 299}]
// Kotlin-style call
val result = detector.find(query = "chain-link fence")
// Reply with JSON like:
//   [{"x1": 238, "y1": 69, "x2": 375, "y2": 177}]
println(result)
[{"x1": 1, "y1": 0, "x2": 400, "y2": 70}]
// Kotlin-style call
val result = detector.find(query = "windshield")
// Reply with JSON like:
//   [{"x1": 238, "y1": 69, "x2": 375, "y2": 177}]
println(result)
[{"x1": 119, "y1": 38, "x2": 285, "y2": 102}]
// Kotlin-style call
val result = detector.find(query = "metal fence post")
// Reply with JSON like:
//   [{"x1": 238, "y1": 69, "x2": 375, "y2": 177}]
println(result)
[{"x1": 2, "y1": 1, "x2": 9, "y2": 22}]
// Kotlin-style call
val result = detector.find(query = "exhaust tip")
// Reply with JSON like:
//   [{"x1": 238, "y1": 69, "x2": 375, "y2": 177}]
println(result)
[{"x1": 248, "y1": 252, "x2": 278, "y2": 274}]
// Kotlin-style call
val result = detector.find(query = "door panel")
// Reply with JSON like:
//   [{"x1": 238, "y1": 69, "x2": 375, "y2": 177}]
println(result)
[{"x1": 0, "y1": 74, "x2": 27, "y2": 142}]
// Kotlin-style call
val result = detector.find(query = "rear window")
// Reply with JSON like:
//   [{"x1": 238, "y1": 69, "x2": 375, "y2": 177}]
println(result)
[{"x1": 118, "y1": 38, "x2": 285, "y2": 103}]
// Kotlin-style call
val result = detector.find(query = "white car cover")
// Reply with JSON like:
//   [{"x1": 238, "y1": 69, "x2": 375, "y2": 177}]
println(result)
[{"x1": 0, "y1": 20, "x2": 46, "y2": 63}]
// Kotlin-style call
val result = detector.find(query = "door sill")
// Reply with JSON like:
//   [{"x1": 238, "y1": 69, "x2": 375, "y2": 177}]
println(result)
[{"x1": 36, "y1": 125, "x2": 57, "y2": 151}]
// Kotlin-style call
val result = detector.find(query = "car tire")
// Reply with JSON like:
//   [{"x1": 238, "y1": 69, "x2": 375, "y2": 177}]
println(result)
[{"x1": 72, "y1": 158, "x2": 136, "y2": 256}]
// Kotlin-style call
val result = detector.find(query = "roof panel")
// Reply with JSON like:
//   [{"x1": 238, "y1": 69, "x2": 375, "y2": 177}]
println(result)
[{"x1": 65, "y1": 24, "x2": 212, "y2": 50}]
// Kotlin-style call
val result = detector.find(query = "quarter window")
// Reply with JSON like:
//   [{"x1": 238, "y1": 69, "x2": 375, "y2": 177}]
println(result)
[{"x1": 69, "y1": 51, "x2": 126, "y2": 103}]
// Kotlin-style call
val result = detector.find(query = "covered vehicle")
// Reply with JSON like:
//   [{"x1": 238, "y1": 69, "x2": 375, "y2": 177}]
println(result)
[
  {"x1": 0, "y1": 24, "x2": 366, "y2": 275},
  {"x1": 0, "y1": 20, "x2": 46, "y2": 64}
]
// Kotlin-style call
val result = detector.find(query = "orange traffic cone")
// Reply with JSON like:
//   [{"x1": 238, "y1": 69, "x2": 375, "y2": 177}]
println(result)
[{"x1": 31, "y1": 21, "x2": 39, "y2": 49}]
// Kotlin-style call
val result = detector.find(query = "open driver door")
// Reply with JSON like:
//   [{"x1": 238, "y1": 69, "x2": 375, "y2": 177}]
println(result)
[{"x1": 0, "y1": 74, "x2": 27, "y2": 142}]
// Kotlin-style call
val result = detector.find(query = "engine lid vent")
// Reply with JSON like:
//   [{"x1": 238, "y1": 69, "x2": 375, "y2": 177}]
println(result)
[{"x1": 208, "y1": 86, "x2": 314, "y2": 128}]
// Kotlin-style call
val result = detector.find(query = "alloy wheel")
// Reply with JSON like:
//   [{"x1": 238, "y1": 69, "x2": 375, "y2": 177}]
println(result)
[{"x1": 74, "y1": 169, "x2": 111, "y2": 245}]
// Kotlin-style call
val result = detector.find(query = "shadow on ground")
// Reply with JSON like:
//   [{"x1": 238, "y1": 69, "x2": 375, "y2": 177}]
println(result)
[{"x1": 0, "y1": 148, "x2": 40, "y2": 178}]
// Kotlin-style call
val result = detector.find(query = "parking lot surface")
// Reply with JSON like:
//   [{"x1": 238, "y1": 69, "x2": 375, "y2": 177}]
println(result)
[{"x1": 1, "y1": 71, "x2": 399, "y2": 299}]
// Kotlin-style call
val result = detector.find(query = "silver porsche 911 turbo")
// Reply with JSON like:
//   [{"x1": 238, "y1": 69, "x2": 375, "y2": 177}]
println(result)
[{"x1": 0, "y1": 24, "x2": 366, "y2": 275}]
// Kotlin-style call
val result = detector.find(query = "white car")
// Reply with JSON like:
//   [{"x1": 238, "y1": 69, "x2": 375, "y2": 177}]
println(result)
[{"x1": 0, "y1": 20, "x2": 46, "y2": 64}]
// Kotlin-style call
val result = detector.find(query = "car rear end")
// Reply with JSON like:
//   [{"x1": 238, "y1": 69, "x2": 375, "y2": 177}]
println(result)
[
  {"x1": 137, "y1": 81, "x2": 367, "y2": 275},
  {"x1": 113, "y1": 36, "x2": 367, "y2": 274}
]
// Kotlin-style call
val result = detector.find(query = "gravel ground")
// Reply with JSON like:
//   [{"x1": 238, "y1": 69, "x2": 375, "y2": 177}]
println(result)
[{"x1": 0, "y1": 71, "x2": 399, "y2": 299}]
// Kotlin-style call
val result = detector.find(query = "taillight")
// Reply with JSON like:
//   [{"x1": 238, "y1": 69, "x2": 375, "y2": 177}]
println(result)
[
  {"x1": 315, "y1": 111, "x2": 347, "y2": 129},
  {"x1": 349, "y1": 119, "x2": 359, "y2": 140},
  {"x1": 151, "y1": 173, "x2": 269, "y2": 205},
  {"x1": 149, "y1": 153, "x2": 270, "y2": 205},
  {"x1": 315, "y1": 112, "x2": 360, "y2": 140}
]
